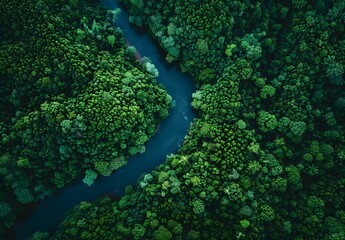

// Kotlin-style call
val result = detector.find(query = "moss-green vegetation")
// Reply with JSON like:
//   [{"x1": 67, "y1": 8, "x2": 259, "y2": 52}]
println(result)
[
  {"x1": 0, "y1": 0, "x2": 171, "y2": 235},
  {"x1": 0, "y1": 0, "x2": 342, "y2": 239},
  {"x1": 39, "y1": 0, "x2": 345, "y2": 239}
]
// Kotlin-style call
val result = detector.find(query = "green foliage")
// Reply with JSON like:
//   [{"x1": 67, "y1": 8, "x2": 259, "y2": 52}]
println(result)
[
  {"x1": 257, "y1": 110, "x2": 278, "y2": 132},
  {"x1": 192, "y1": 199, "x2": 205, "y2": 215},
  {"x1": 260, "y1": 85, "x2": 276, "y2": 99},
  {"x1": 241, "y1": 34, "x2": 262, "y2": 61},
  {"x1": 0, "y1": 202, "x2": 11, "y2": 217},
  {"x1": 289, "y1": 121, "x2": 307, "y2": 137},
  {"x1": 326, "y1": 61, "x2": 344, "y2": 85},
  {"x1": 32, "y1": 232, "x2": 50, "y2": 240},
  {"x1": 285, "y1": 165, "x2": 301, "y2": 187},
  {"x1": 0, "y1": 0, "x2": 171, "y2": 234},
  {"x1": 14, "y1": 188, "x2": 33, "y2": 204},
  {"x1": 259, "y1": 204, "x2": 275, "y2": 222},
  {"x1": 82, "y1": 169, "x2": 98, "y2": 186},
  {"x1": 237, "y1": 119, "x2": 247, "y2": 130},
  {"x1": 132, "y1": 224, "x2": 146, "y2": 239},
  {"x1": 240, "y1": 219, "x2": 250, "y2": 229},
  {"x1": 154, "y1": 226, "x2": 172, "y2": 240},
  {"x1": 20, "y1": 0, "x2": 345, "y2": 239}
]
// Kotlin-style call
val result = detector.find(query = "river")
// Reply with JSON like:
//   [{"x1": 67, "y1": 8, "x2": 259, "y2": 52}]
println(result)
[{"x1": 14, "y1": 0, "x2": 195, "y2": 239}]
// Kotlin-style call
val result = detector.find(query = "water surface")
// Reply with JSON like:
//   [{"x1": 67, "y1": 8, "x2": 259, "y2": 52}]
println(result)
[{"x1": 15, "y1": 0, "x2": 196, "y2": 239}]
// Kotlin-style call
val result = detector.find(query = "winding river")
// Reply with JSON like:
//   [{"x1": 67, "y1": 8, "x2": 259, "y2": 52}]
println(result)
[{"x1": 15, "y1": 0, "x2": 196, "y2": 239}]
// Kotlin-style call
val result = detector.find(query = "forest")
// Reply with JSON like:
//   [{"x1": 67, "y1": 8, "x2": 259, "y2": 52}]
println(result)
[
  {"x1": 1, "y1": 0, "x2": 345, "y2": 239},
  {"x1": 0, "y1": 0, "x2": 171, "y2": 237}
]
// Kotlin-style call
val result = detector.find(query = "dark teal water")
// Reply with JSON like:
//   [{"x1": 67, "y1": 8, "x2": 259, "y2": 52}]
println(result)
[{"x1": 15, "y1": 1, "x2": 196, "y2": 239}]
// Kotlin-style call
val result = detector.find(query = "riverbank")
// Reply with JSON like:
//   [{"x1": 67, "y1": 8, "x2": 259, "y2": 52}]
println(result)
[{"x1": 14, "y1": 1, "x2": 196, "y2": 239}]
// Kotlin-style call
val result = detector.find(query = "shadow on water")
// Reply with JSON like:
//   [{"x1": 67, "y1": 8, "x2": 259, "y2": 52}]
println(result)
[{"x1": 15, "y1": 0, "x2": 196, "y2": 239}]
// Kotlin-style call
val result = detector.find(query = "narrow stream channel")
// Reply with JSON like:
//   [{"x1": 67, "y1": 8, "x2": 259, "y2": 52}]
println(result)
[{"x1": 15, "y1": 0, "x2": 196, "y2": 239}]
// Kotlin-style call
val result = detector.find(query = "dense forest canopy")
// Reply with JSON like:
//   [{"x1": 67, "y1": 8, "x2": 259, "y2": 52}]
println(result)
[
  {"x1": 0, "y1": 0, "x2": 171, "y2": 236},
  {"x1": 1, "y1": 0, "x2": 345, "y2": 239}
]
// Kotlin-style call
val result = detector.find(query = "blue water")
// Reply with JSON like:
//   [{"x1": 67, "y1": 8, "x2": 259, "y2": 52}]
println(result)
[{"x1": 15, "y1": 0, "x2": 196, "y2": 239}]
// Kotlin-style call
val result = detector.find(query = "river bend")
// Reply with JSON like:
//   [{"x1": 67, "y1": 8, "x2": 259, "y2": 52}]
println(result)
[{"x1": 15, "y1": 0, "x2": 196, "y2": 239}]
